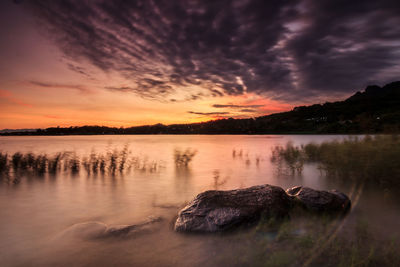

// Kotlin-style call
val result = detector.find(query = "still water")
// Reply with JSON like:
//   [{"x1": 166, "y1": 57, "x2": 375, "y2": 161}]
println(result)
[{"x1": 0, "y1": 135, "x2": 399, "y2": 266}]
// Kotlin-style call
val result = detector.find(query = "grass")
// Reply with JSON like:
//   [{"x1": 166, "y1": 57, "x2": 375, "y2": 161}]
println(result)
[
  {"x1": 234, "y1": 215, "x2": 400, "y2": 267},
  {"x1": 271, "y1": 142, "x2": 304, "y2": 174},
  {"x1": 265, "y1": 135, "x2": 400, "y2": 265},
  {"x1": 174, "y1": 148, "x2": 197, "y2": 167},
  {"x1": 271, "y1": 135, "x2": 400, "y2": 190},
  {"x1": 206, "y1": 213, "x2": 399, "y2": 267},
  {"x1": 0, "y1": 152, "x2": 10, "y2": 177},
  {"x1": 0, "y1": 146, "x2": 165, "y2": 183},
  {"x1": 305, "y1": 220, "x2": 400, "y2": 267}
]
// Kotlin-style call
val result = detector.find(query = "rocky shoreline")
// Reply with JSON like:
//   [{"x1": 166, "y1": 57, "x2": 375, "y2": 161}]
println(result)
[
  {"x1": 61, "y1": 184, "x2": 351, "y2": 239},
  {"x1": 175, "y1": 184, "x2": 351, "y2": 233}
]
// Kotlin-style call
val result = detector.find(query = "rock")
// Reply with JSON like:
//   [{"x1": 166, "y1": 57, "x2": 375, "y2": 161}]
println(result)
[
  {"x1": 174, "y1": 184, "x2": 291, "y2": 232},
  {"x1": 61, "y1": 221, "x2": 108, "y2": 239},
  {"x1": 59, "y1": 216, "x2": 163, "y2": 239},
  {"x1": 174, "y1": 185, "x2": 352, "y2": 233},
  {"x1": 105, "y1": 216, "x2": 163, "y2": 237},
  {"x1": 286, "y1": 186, "x2": 351, "y2": 214}
]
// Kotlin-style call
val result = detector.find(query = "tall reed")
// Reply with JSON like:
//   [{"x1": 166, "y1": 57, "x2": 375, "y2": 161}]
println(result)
[
  {"x1": 271, "y1": 135, "x2": 400, "y2": 189},
  {"x1": 0, "y1": 152, "x2": 10, "y2": 177},
  {"x1": 0, "y1": 146, "x2": 164, "y2": 183},
  {"x1": 271, "y1": 142, "x2": 304, "y2": 174},
  {"x1": 174, "y1": 148, "x2": 197, "y2": 166}
]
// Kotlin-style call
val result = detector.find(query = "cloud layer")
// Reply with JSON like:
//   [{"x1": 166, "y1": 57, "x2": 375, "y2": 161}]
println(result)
[{"x1": 27, "y1": 0, "x2": 400, "y2": 101}]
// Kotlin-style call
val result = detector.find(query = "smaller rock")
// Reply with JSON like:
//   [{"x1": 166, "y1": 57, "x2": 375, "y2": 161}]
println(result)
[
  {"x1": 59, "y1": 216, "x2": 163, "y2": 239},
  {"x1": 286, "y1": 186, "x2": 351, "y2": 214},
  {"x1": 60, "y1": 221, "x2": 108, "y2": 239},
  {"x1": 105, "y1": 216, "x2": 163, "y2": 237}
]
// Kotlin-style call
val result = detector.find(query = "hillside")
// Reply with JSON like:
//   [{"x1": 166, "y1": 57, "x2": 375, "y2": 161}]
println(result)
[{"x1": 2, "y1": 81, "x2": 400, "y2": 135}]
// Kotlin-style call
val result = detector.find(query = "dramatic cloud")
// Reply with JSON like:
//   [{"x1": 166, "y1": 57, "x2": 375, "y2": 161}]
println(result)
[
  {"x1": 66, "y1": 63, "x2": 92, "y2": 79},
  {"x1": 26, "y1": 0, "x2": 400, "y2": 101},
  {"x1": 29, "y1": 81, "x2": 91, "y2": 93},
  {"x1": 240, "y1": 109, "x2": 257, "y2": 113},
  {"x1": 212, "y1": 104, "x2": 264, "y2": 109},
  {"x1": 210, "y1": 103, "x2": 265, "y2": 115},
  {"x1": 285, "y1": 0, "x2": 400, "y2": 96},
  {"x1": 188, "y1": 111, "x2": 230, "y2": 116},
  {"x1": 105, "y1": 81, "x2": 174, "y2": 101}
]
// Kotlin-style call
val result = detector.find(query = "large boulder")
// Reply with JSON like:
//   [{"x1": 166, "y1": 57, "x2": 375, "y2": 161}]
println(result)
[
  {"x1": 286, "y1": 186, "x2": 351, "y2": 214},
  {"x1": 174, "y1": 184, "x2": 291, "y2": 232}
]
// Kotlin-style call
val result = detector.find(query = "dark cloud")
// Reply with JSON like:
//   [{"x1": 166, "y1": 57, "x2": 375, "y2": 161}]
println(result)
[
  {"x1": 240, "y1": 109, "x2": 257, "y2": 113},
  {"x1": 29, "y1": 80, "x2": 91, "y2": 93},
  {"x1": 212, "y1": 104, "x2": 264, "y2": 108},
  {"x1": 285, "y1": 0, "x2": 400, "y2": 97},
  {"x1": 66, "y1": 63, "x2": 92, "y2": 79},
  {"x1": 26, "y1": 0, "x2": 400, "y2": 101},
  {"x1": 212, "y1": 104, "x2": 264, "y2": 114},
  {"x1": 105, "y1": 82, "x2": 173, "y2": 101},
  {"x1": 188, "y1": 111, "x2": 230, "y2": 116}
]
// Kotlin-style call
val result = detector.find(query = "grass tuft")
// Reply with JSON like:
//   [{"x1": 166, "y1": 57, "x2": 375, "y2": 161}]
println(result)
[
  {"x1": 271, "y1": 135, "x2": 400, "y2": 190},
  {"x1": 0, "y1": 146, "x2": 164, "y2": 183},
  {"x1": 174, "y1": 148, "x2": 197, "y2": 167}
]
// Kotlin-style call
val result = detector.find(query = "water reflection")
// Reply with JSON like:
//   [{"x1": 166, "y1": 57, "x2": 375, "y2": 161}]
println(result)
[
  {"x1": 174, "y1": 164, "x2": 193, "y2": 196},
  {"x1": 0, "y1": 135, "x2": 399, "y2": 266},
  {"x1": 212, "y1": 169, "x2": 229, "y2": 190}
]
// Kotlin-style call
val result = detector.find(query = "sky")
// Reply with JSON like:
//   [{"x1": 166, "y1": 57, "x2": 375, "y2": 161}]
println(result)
[{"x1": 0, "y1": 0, "x2": 399, "y2": 129}]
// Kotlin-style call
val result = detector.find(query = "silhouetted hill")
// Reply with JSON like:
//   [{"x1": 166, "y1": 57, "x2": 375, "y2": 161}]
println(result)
[
  {"x1": 2, "y1": 81, "x2": 400, "y2": 135},
  {"x1": 0, "y1": 129, "x2": 36, "y2": 134}
]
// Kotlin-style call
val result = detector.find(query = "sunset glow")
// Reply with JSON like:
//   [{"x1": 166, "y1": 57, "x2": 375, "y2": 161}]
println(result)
[
  {"x1": 1, "y1": 1, "x2": 400, "y2": 267},
  {"x1": 1, "y1": 0, "x2": 399, "y2": 129}
]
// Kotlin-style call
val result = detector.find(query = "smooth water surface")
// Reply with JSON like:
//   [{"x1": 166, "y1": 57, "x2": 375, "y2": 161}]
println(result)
[{"x1": 0, "y1": 135, "x2": 399, "y2": 266}]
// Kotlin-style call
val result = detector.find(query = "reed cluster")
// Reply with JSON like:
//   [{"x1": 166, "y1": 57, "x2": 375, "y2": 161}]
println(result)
[
  {"x1": 271, "y1": 135, "x2": 400, "y2": 188},
  {"x1": 174, "y1": 148, "x2": 197, "y2": 166},
  {"x1": 0, "y1": 146, "x2": 164, "y2": 184},
  {"x1": 271, "y1": 142, "x2": 304, "y2": 174}
]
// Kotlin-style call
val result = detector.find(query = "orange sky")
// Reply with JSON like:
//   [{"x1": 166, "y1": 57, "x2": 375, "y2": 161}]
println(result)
[
  {"x1": 0, "y1": 80, "x2": 295, "y2": 129},
  {"x1": 0, "y1": 3, "x2": 297, "y2": 130},
  {"x1": 0, "y1": 1, "x2": 355, "y2": 129}
]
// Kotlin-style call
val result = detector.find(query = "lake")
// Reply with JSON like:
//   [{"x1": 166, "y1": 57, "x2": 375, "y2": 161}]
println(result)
[{"x1": 0, "y1": 135, "x2": 399, "y2": 266}]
